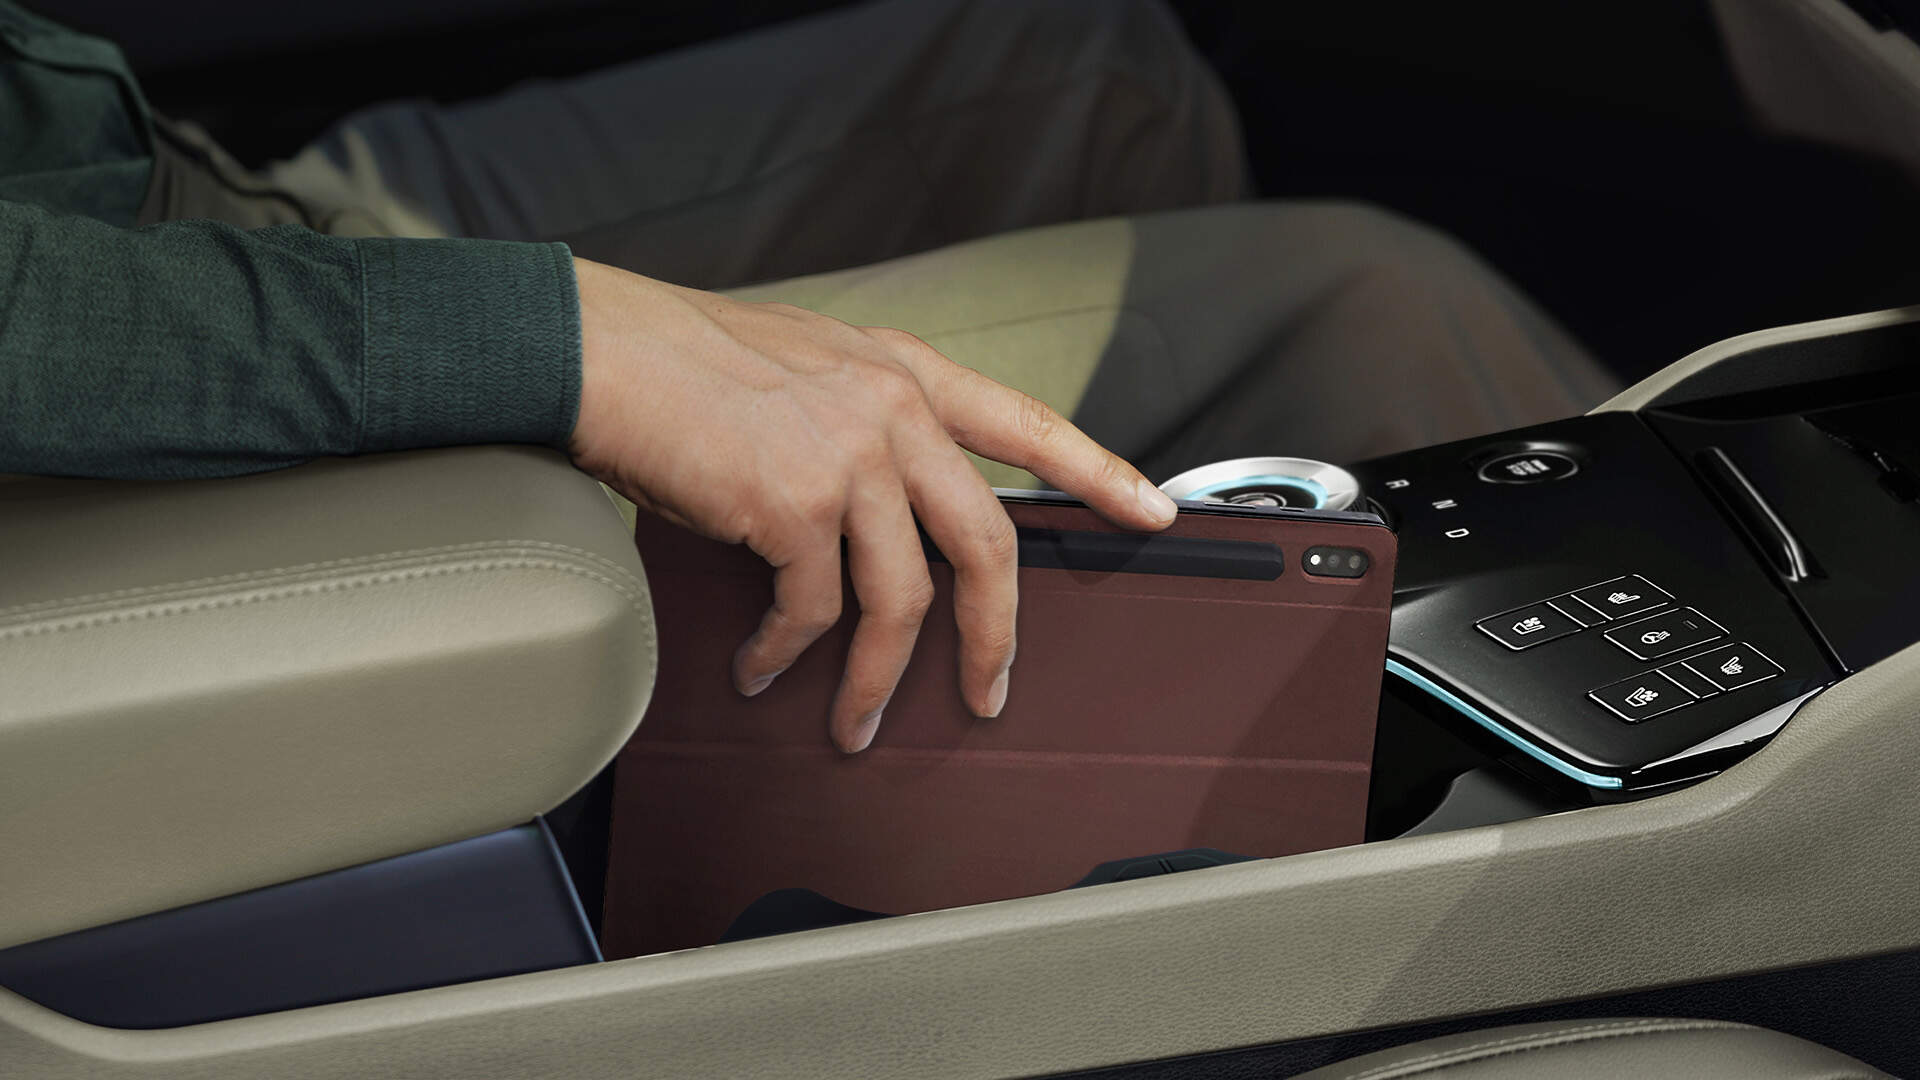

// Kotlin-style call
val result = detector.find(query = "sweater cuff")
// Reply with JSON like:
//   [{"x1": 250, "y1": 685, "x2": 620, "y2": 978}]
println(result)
[{"x1": 354, "y1": 236, "x2": 581, "y2": 455}]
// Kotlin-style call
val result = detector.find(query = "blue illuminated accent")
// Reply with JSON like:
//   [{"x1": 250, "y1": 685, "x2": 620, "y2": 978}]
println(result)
[
  {"x1": 1384, "y1": 658, "x2": 1624, "y2": 790},
  {"x1": 1188, "y1": 474, "x2": 1328, "y2": 508}
]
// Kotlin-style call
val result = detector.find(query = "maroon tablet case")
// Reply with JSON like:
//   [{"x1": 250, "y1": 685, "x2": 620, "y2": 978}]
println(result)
[{"x1": 602, "y1": 494, "x2": 1396, "y2": 958}]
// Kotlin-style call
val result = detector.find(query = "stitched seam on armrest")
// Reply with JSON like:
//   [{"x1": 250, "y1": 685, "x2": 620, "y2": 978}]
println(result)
[
  {"x1": 1336, "y1": 1019, "x2": 1750, "y2": 1080},
  {"x1": 0, "y1": 555, "x2": 649, "y2": 642},
  {"x1": 0, "y1": 539, "x2": 641, "y2": 625}
]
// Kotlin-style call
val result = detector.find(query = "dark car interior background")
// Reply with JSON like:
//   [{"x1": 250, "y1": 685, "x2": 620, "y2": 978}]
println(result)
[{"x1": 47, "y1": 0, "x2": 1920, "y2": 387}]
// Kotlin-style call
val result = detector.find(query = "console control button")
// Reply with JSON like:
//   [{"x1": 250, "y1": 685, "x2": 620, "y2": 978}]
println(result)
[
  {"x1": 1476, "y1": 602, "x2": 1580, "y2": 650},
  {"x1": 1656, "y1": 661, "x2": 1721, "y2": 699},
  {"x1": 1684, "y1": 642, "x2": 1783, "y2": 691},
  {"x1": 1478, "y1": 450, "x2": 1578, "y2": 484},
  {"x1": 1590, "y1": 672, "x2": 1693, "y2": 722},
  {"x1": 1568, "y1": 575, "x2": 1671, "y2": 620},
  {"x1": 1604, "y1": 607, "x2": 1724, "y2": 660}
]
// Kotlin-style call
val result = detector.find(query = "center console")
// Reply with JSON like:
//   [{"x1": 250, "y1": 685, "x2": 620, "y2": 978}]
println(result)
[{"x1": 1351, "y1": 315, "x2": 1920, "y2": 804}]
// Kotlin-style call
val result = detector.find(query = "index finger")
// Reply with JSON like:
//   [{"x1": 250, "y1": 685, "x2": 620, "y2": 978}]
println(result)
[{"x1": 892, "y1": 348, "x2": 1176, "y2": 532}]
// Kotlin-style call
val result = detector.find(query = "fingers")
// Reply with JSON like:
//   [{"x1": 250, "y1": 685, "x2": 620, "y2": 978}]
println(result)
[
  {"x1": 902, "y1": 439, "x2": 1019, "y2": 719},
  {"x1": 721, "y1": 326, "x2": 1144, "y2": 751},
  {"x1": 889, "y1": 341, "x2": 1176, "y2": 532},
  {"x1": 733, "y1": 541, "x2": 843, "y2": 699},
  {"x1": 831, "y1": 481, "x2": 935, "y2": 753}
]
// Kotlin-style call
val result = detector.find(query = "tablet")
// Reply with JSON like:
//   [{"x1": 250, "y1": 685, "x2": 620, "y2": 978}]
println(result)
[{"x1": 602, "y1": 491, "x2": 1396, "y2": 957}]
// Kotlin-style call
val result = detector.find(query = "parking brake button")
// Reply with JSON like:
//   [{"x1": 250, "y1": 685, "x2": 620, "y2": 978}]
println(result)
[{"x1": 1476, "y1": 602, "x2": 1581, "y2": 651}]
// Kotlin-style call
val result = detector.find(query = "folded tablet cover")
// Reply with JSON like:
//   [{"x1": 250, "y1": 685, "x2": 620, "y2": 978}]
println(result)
[{"x1": 603, "y1": 498, "x2": 1395, "y2": 958}]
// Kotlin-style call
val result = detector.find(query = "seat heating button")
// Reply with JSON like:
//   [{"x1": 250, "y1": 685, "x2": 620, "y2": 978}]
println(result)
[
  {"x1": 1604, "y1": 607, "x2": 1724, "y2": 660},
  {"x1": 1476, "y1": 602, "x2": 1581, "y2": 650},
  {"x1": 1590, "y1": 672, "x2": 1693, "y2": 722},
  {"x1": 1684, "y1": 642, "x2": 1783, "y2": 691},
  {"x1": 1568, "y1": 575, "x2": 1671, "y2": 620}
]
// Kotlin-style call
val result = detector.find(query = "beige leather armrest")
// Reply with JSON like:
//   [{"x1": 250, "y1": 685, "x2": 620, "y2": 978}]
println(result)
[{"x1": 0, "y1": 447, "x2": 654, "y2": 949}]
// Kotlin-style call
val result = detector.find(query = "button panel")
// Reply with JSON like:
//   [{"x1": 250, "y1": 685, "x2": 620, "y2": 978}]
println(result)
[
  {"x1": 1589, "y1": 671, "x2": 1693, "y2": 722},
  {"x1": 1474, "y1": 573, "x2": 1674, "y2": 653},
  {"x1": 1568, "y1": 575, "x2": 1671, "y2": 620},
  {"x1": 1603, "y1": 607, "x2": 1725, "y2": 661},
  {"x1": 1476, "y1": 602, "x2": 1581, "y2": 651},
  {"x1": 1472, "y1": 572, "x2": 1792, "y2": 728}
]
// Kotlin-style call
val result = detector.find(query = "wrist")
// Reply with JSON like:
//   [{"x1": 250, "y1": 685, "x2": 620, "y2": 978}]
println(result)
[{"x1": 567, "y1": 257, "x2": 648, "y2": 479}]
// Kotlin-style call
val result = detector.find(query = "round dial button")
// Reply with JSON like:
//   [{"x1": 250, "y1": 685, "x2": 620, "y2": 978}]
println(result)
[{"x1": 1477, "y1": 450, "x2": 1578, "y2": 484}]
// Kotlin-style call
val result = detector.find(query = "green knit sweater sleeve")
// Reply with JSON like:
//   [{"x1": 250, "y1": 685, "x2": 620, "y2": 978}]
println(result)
[{"x1": 0, "y1": 199, "x2": 581, "y2": 479}]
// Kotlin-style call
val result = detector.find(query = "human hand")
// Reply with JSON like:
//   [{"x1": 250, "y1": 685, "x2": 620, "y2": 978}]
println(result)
[{"x1": 567, "y1": 258, "x2": 1177, "y2": 752}]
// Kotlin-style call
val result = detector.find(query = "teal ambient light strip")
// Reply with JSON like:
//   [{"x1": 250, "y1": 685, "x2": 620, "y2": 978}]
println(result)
[{"x1": 1385, "y1": 658, "x2": 1624, "y2": 790}]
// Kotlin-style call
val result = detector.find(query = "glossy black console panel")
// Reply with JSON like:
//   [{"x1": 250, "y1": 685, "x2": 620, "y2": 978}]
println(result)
[
  {"x1": 1645, "y1": 383, "x2": 1920, "y2": 673},
  {"x1": 1351, "y1": 411, "x2": 1839, "y2": 791},
  {"x1": 0, "y1": 821, "x2": 598, "y2": 1029}
]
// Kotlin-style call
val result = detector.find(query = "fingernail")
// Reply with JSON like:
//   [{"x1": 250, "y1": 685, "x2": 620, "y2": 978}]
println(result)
[
  {"x1": 984, "y1": 668, "x2": 1011, "y2": 717},
  {"x1": 740, "y1": 666, "x2": 785, "y2": 697},
  {"x1": 845, "y1": 710, "x2": 884, "y2": 754},
  {"x1": 1137, "y1": 478, "x2": 1177, "y2": 524}
]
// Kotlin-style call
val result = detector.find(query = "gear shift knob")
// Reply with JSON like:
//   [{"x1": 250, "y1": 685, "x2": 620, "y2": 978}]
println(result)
[{"x1": 1158, "y1": 456, "x2": 1362, "y2": 511}]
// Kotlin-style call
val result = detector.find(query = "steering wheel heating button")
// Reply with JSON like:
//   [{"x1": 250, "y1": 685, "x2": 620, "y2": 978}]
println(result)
[
  {"x1": 1590, "y1": 671, "x2": 1694, "y2": 722},
  {"x1": 1603, "y1": 607, "x2": 1724, "y2": 660}
]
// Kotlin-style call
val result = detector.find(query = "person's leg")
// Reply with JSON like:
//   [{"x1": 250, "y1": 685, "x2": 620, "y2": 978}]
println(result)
[
  {"x1": 1068, "y1": 202, "x2": 1622, "y2": 478},
  {"x1": 265, "y1": 0, "x2": 1247, "y2": 287},
  {"x1": 725, "y1": 201, "x2": 1621, "y2": 488}
]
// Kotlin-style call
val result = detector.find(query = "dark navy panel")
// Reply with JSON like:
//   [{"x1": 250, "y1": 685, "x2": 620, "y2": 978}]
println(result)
[{"x1": 0, "y1": 820, "x2": 598, "y2": 1029}]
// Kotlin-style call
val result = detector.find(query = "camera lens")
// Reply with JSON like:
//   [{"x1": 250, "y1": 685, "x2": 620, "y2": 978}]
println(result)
[{"x1": 1304, "y1": 545, "x2": 1368, "y2": 579}]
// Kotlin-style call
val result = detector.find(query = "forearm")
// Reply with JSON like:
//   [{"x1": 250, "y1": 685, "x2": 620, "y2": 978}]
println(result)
[{"x1": 0, "y1": 200, "x2": 580, "y2": 480}]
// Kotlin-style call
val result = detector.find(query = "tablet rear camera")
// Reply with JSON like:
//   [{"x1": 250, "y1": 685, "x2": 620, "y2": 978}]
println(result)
[{"x1": 1304, "y1": 545, "x2": 1369, "y2": 578}]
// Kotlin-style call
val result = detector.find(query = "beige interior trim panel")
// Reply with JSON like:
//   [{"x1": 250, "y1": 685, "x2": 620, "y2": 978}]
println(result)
[
  {"x1": 1591, "y1": 303, "x2": 1920, "y2": 414},
  {"x1": 1589, "y1": 307, "x2": 1920, "y2": 417},
  {"x1": 0, "y1": 447, "x2": 654, "y2": 949},
  {"x1": 0, "y1": 638, "x2": 1912, "y2": 1078}
]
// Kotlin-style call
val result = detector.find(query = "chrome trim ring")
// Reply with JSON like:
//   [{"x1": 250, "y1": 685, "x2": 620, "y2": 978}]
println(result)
[{"x1": 1158, "y1": 457, "x2": 1361, "y2": 512}]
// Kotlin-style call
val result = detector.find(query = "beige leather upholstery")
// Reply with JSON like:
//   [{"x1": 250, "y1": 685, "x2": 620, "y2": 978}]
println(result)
[
  {"x1": 1296, "y1": 1019, "x2": 1890, "y2": 1079},
  {"x1": 0, "y1": 447, "x2": 654, "y2": 949}
]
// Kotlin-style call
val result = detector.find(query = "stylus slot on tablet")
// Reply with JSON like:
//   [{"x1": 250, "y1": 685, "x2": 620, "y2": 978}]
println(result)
[{"x1": 924, "y1": 527, "x2": 1285, "y2": 580}]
